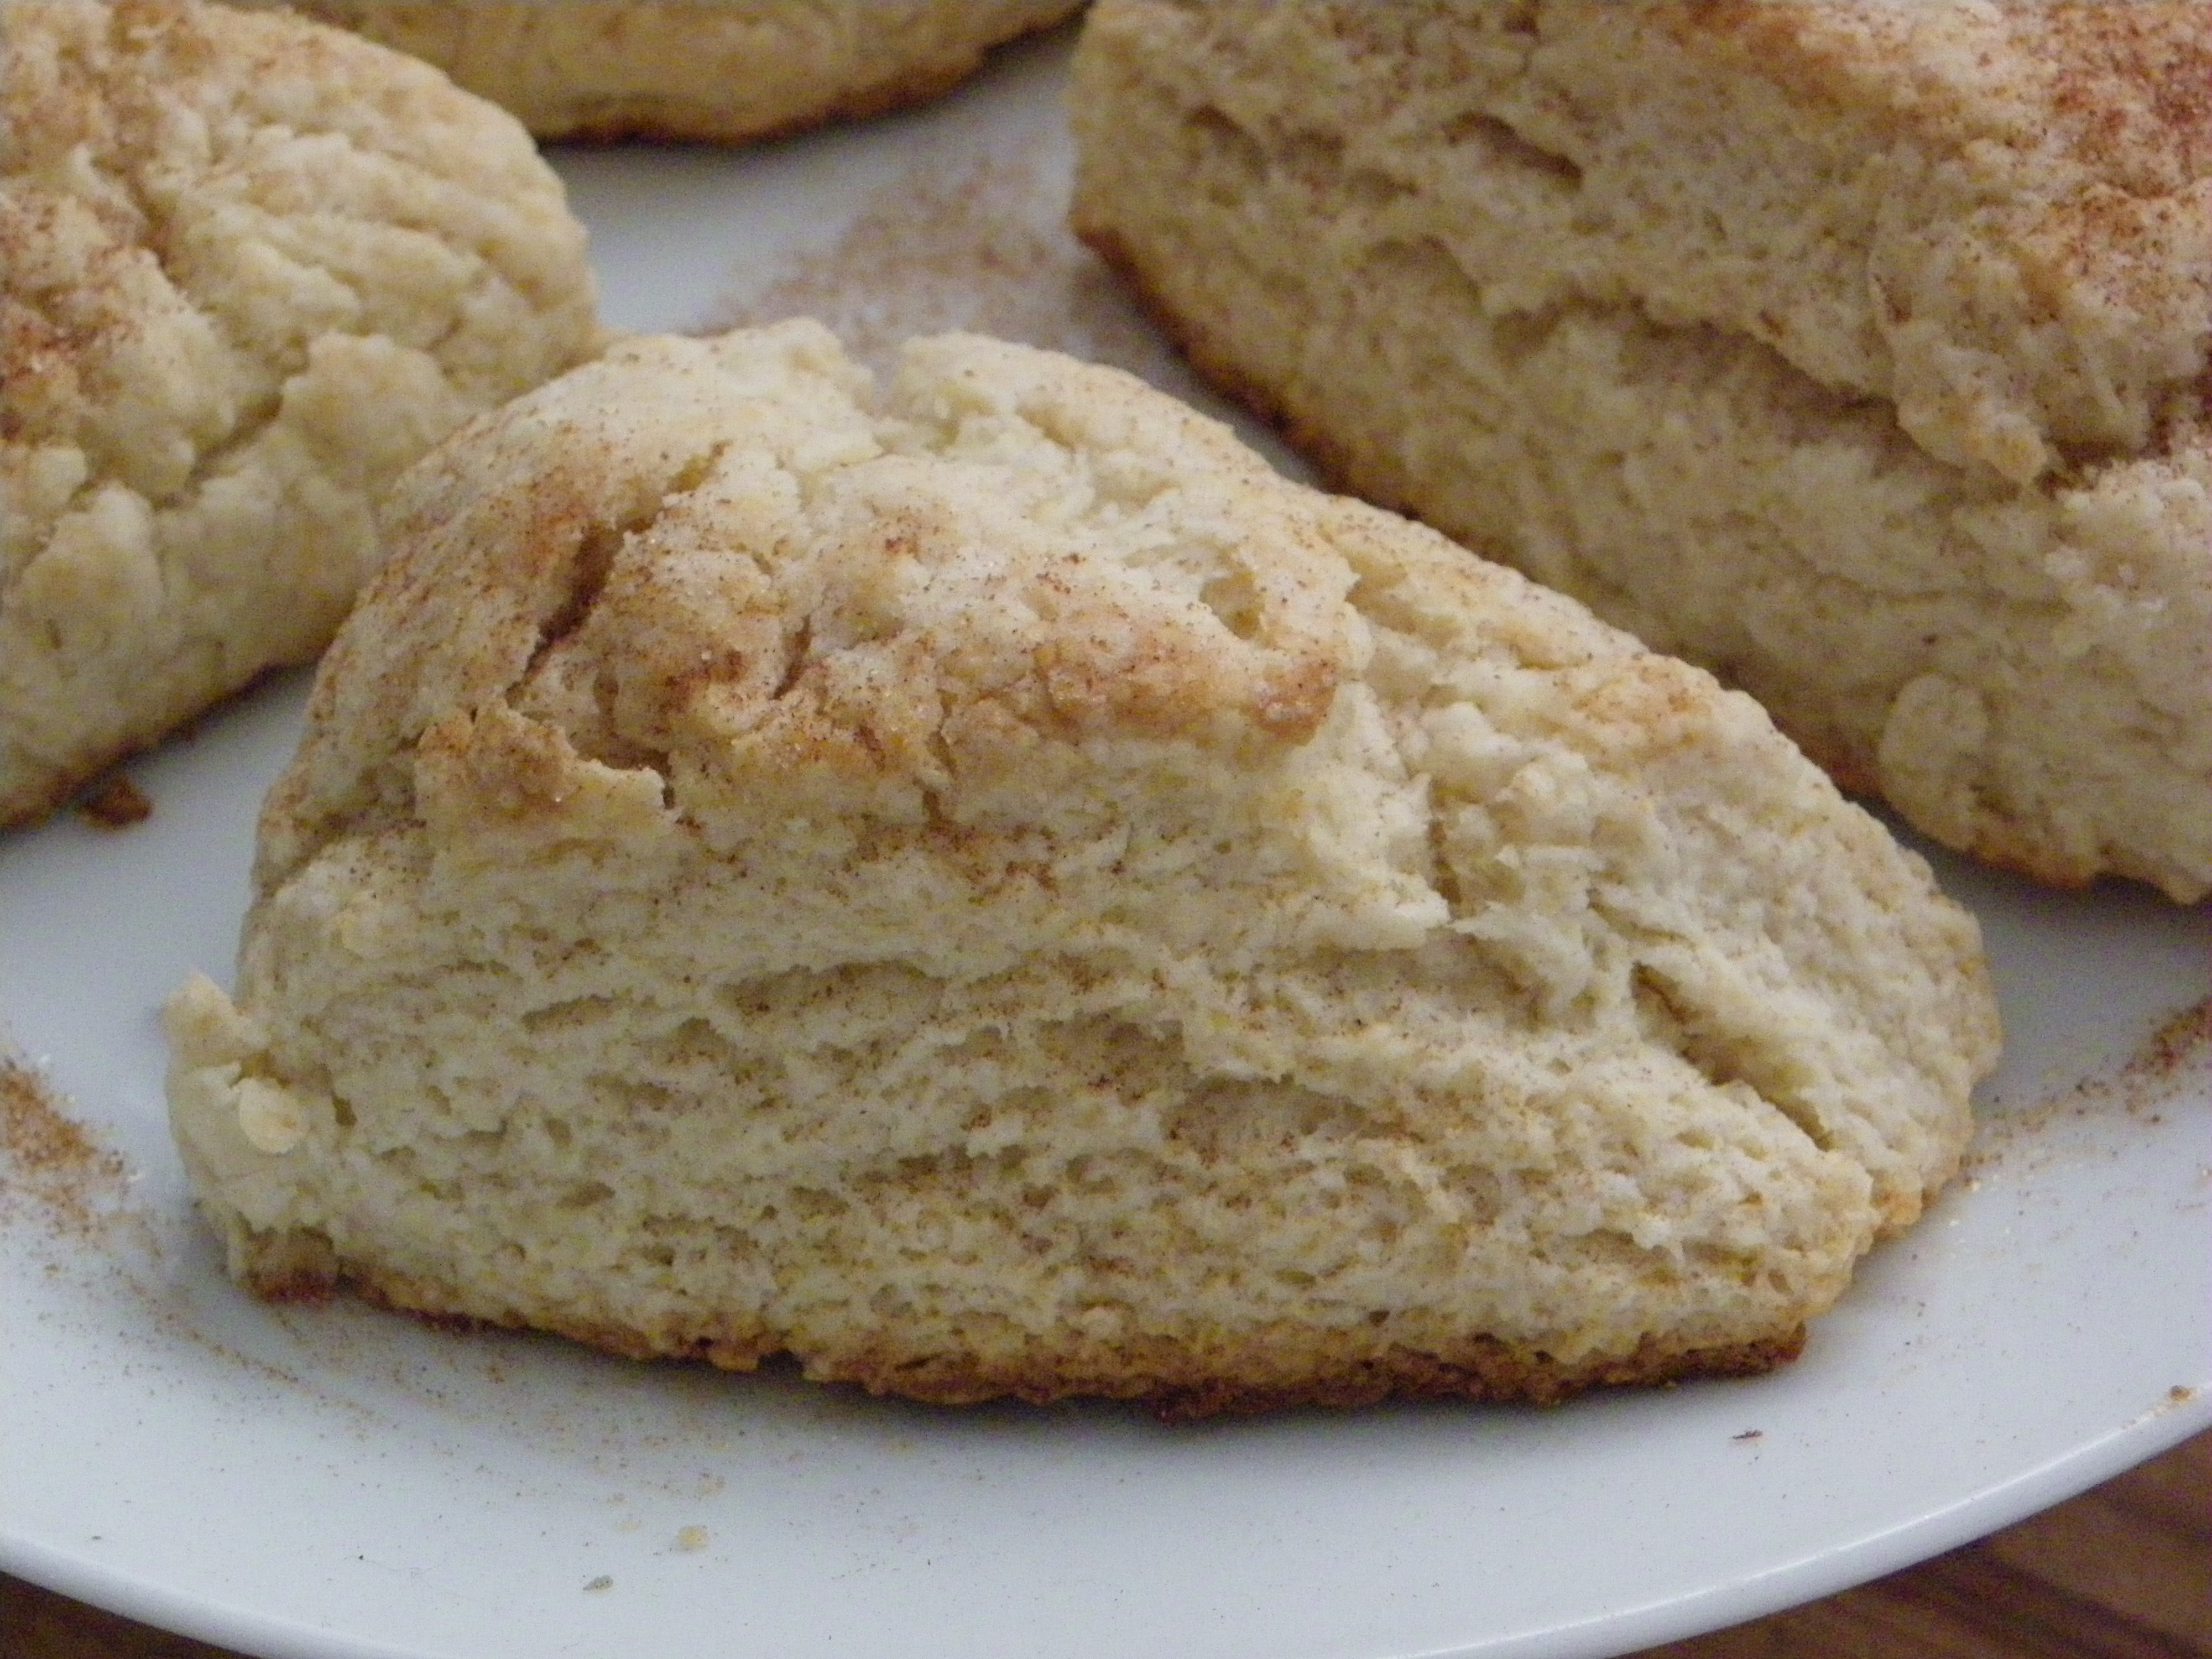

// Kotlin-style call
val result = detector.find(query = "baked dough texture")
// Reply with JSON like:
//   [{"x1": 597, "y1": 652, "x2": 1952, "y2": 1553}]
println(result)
[
  {"x1": 1, "y1": 0, "x2": 598, "y2": 826},
  {"x1": 1068, "y1": 0, "x2": 2212, "y2": 901},
  {"x1": 166, "y1": 323, "x2": 1999, "y2": 1416},
  {"x1": 254, "y1": 1, "x2": 1085, "y2": 143}
]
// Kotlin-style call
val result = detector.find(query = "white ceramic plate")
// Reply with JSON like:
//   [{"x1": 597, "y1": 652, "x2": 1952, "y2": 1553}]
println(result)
[{"x1": 3, "y1": 29, "x2": 2207, "y2": 1659}]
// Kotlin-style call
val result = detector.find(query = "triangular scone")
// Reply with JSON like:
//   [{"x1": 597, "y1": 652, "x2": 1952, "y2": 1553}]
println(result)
[
  {"x1": 1, "y1": 0, "x2": 598, "y2": 826},
  {"x1": 167, "y1": 324, "x2": 2000, "y2": 1418}
]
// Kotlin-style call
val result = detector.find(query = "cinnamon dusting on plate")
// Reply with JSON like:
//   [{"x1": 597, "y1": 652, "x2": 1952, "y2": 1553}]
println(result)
[
  {"x1": 2126, "y1": 998, "x2": 2211, "y2": 1093},
  {"x1": 696, "y1": 153, "x2": 1178, "y2": 384},
  {"x1": 0, "y1": 1055, "x2": 127, "y2": 1239},
  {"x1": 1964, "y1": 994, "x2": 2210, "y2": 1177}
]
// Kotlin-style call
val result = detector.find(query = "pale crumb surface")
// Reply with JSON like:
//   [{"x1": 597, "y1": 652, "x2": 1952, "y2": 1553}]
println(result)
[
  {"x1": 168, "y1": 324, "x2": 2000, "y2": 1416},
  {"x1": 1068, "y1": 0, "x2": 2212, "y2": 901},
  {"x1": 0, "y1": 0, "x2": 599, "y2": 826}
]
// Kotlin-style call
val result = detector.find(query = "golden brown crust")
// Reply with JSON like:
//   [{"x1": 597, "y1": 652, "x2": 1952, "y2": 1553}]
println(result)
[
  {"x1": 797, "y1": 1326, "x2": 1811, "y2": 1421},
  {"x1": 252, "y1": 328, "x2": 1359, "y2": 891},
  {"x1": 234, "y1": 1225, "x2": 341, "y2": 1302},
  {"x1": 1135, "y1": 1332, "x2": 1808, "y2": 1423},
  {"x1": 252, "y1": 1233, "x2": 1808, "y2": 1420}
]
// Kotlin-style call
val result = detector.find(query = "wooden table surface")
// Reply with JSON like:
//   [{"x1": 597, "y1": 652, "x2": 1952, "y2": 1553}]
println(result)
[{"x1": 7, "y1": 1427, "x2": 2204, "y2": 1659}]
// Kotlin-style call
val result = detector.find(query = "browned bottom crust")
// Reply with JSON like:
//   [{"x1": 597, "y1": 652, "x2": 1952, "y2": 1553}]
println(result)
[
  {"x1": 804, "y1": 1326, "x2": 1808, "y2": 1424},
  {"x1": 241, "y1": 1230, "x2": 1809, "y2": 1422},
  {"x1": 76, "y1": 771, "x2": 153, "y2": 828},
  {"x1": 549, "y1": 53, "x2": 976, "y2": 145},
  {"x1": 1, "y1": 730, "x2": 148, "y2": 833}
]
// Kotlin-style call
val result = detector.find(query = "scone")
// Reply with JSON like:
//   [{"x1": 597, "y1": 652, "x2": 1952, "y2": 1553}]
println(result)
[
  {"x1": 166, "y1": 323, "x2": 2000, "y2": 1417},
  {"x1": 1, "y1": 0, "x2": 599, "y2": 827},
  {"x1": 1070, "y1": 0, "x2": 2212, "y2": 901},
  {"x1": 253, "y1": 1, "x2": 1085, "y2": 143}
]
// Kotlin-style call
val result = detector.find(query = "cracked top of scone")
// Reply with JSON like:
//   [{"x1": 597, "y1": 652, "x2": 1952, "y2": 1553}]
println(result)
[
  {"x1": 255, "y1": 322, "x2": 1364, "y2": 881},
  {"x1": 1, "y1": 0, "x2": 597, "y2": 824},
  {"x1": 252, "y1": 322, "x2": 1997, "y2": 1242},
  {"x1": 1128, "y1": 0, "x2": 2210, "y2": 487}
]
